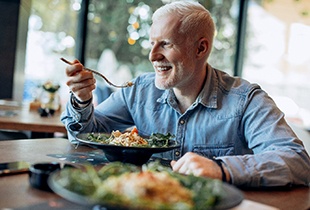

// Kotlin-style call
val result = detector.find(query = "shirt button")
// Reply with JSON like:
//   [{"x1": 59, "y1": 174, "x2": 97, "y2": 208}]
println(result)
[
  {"x1": 179, "y1": 120, "x2": 185, "y2": 124},
  {"x1": 175, "y1": 151, "x2": 180, "y2": 156},
  {"x1": 74, "y1": 113, "x2": 81, "y2": 121}
]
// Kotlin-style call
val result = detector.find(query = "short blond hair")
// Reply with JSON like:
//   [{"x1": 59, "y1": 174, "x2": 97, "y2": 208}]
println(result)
[{"x1": 152, "y1": 1, "x2": 216, "y2": 58}]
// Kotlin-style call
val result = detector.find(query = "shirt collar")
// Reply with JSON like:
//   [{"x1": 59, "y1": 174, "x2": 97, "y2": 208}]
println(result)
[
  {"x1": 157, "y1": 89, "x2": 173, "y2": 104},
  {"x1": 197, "y1": 64, "x2": 218, "y2": 109}
]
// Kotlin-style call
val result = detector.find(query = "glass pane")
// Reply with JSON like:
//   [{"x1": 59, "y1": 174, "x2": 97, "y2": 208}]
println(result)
[
  {"x1": 23, "y1": 0, "x2": 80, "y2": 107},
  {"x1": 243, "y1": 0, "x2": 310, "y2": 128},
  {"x1": 84, "y1": 0, "x2": 238, "y2": 104},
  {"x1": 207, "y1": 0, "x2": 239, "y2": 75}
]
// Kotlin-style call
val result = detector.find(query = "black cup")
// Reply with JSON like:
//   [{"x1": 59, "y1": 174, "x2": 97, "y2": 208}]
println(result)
[{"x1": 29, "y1": 162, "x2": 61, "y2": 191}]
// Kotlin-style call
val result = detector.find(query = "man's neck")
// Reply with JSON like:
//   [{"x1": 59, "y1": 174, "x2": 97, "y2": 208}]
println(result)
[{"x1": 173, "y1": 67, "x2": 207, "y2": 113}]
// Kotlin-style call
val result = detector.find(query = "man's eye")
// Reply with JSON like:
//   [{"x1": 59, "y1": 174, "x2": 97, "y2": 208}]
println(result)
[{"x1": 162, "y1": 41, "x2": 171, "y2": 47}]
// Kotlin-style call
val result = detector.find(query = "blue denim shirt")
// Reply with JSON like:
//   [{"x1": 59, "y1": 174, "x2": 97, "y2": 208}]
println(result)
[{"x1": 61, "y1": 65, "x2": 310, "y2": 187}]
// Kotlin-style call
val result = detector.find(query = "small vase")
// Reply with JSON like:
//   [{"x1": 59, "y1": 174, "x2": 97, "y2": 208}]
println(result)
[{"x1": 40, "y1": 91, "x2": 60, "y2": 114}]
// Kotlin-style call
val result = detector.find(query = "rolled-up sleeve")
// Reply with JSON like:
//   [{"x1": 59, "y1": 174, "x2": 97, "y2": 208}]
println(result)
[{"x1": 60, "y1": 97, "x2": 94, "y2": 142}]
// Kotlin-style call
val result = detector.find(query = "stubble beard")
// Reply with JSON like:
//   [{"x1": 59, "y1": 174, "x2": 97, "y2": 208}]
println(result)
[{"x1": 154, "y1": 62, "x2": 184, "y2": 90}]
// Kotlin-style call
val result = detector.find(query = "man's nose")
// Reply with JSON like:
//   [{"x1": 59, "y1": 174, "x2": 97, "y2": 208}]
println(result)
[{"x1": 149, "y1": 45, "x2": 163, "y2": 62}]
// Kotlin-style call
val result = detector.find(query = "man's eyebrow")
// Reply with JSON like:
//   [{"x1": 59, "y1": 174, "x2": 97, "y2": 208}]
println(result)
[{"x1": 150, "y1": 38, "x2": 171, "y2": 43}]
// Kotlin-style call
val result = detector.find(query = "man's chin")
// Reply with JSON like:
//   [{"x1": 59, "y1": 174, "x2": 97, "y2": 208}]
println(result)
[{"x1": 155, "y1": 80, "x2": 170, "y2": 90}]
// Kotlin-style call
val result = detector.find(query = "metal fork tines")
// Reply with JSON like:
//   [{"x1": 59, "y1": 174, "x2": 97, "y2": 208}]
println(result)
[{"x1": 60, "y1": 58, "x2": 134, "y2": 88}]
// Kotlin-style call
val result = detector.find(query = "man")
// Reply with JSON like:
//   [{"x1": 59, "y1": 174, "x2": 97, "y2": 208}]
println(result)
[{"x1": 61, "y1": 1, "x2": 310, "y2": 187}]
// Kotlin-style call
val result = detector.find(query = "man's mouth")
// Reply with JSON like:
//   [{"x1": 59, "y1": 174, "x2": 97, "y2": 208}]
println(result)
[{"x1": 153, "y1": 62, "x2": 172, "y2": 72}]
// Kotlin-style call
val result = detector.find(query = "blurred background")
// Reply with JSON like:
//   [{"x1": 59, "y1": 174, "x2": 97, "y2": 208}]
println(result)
[{"x1": 1, "y1": 0, "x2": 310, "y2": 129}]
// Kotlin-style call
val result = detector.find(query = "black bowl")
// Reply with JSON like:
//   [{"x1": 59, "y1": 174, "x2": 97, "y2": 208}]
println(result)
[
  {"x1": 29, "y1": 162, "x2": 61, "y2": 191},
  {"x1": 76, "y1": 133, "x2": 180, "y2": 165}
]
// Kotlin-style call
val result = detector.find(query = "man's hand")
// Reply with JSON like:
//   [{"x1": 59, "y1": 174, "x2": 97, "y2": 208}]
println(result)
[
  {"x1": 65, "y1": 60, "x2": 96, "y2": 102},
  {"x1": 170, "y1": 152, "x2": 230, "y2": 182}
]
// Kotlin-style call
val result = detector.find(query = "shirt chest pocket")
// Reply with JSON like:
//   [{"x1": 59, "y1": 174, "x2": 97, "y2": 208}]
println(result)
[{"x1": 192, "y1": 144, "x2": 235, "y2": 158}]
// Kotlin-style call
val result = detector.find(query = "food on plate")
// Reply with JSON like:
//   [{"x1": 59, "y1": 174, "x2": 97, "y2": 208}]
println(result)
[
  {"x1": 108, "y1": 129, "x2": 148, "y2": 147},
  {"x1": 97, "y1": 171, "x2": 194, "y2": 209},
  {"x1": 86, "y1": 128, "x2": 175, "y2": 148},
  {"x1": 52, "y1": 161, "x2": 223, "y2": 210}
]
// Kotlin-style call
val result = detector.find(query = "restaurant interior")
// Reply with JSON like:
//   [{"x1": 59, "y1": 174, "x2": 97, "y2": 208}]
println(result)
[{"x1": 0, "y1": 0, "x2": 309, "y2": 209}]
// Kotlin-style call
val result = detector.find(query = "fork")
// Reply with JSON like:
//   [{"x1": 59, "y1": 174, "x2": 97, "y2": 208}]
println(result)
[{"x1": 60, "y1": 58, "x2": 134, "y2": 88}]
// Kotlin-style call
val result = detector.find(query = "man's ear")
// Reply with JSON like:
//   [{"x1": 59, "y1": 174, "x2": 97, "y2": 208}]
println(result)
[{"x1": 196, "y1": 37, "x2": 209, "y2": 57}]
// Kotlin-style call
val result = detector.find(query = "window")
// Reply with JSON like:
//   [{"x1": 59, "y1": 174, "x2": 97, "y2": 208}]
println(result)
[
  {"x1": 23, "y1": 0, "x2": 80, "y2": 105},
  {"x1": 243, "y1": 0, "x2": 310, "y2": 128}
]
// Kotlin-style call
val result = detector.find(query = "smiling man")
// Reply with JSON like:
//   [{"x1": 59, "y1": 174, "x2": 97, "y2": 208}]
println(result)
[
  {"x1": 61, "y1": 1, "x2": 310, "y2": 187},
  {"x1": 150, "y1": 13, "x2": 209, "y2": 114}
]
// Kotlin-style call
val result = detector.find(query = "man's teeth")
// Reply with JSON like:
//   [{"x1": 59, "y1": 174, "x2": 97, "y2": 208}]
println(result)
[
  {"x1": 153, "y1": 62, "x2": 172, "y2": 71},
  {"x1": 156, "y1": 66, "x2": 171, "y2": 71}
]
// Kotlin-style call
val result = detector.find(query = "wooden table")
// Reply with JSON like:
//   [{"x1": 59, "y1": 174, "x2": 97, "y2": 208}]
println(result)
[
  {"x1": 0, "y1": 102, "x2": 66, "y2": 136},
  {"x1": 0, "y1": 138, "x2": 309, "y2": 210}
]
